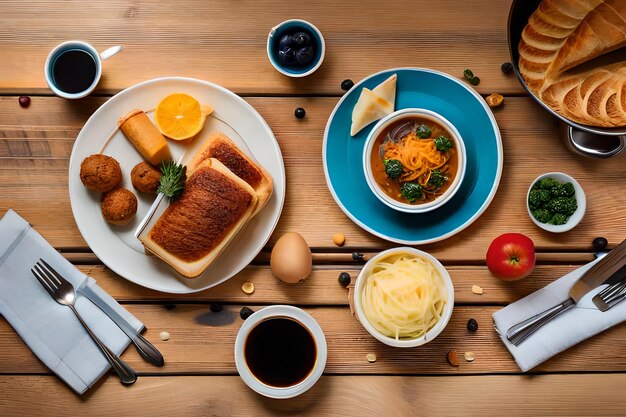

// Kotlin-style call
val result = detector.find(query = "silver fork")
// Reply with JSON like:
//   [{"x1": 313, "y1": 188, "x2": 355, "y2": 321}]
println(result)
[
  {"x1": 593, "y1": 280, "x2": 626, "y2": 312},
  {"x1": 31, "y1": 259, "x2": 136, "y2": 385}
]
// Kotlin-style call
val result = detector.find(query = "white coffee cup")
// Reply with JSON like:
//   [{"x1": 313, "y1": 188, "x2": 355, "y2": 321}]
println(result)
[
  {"x1": 234, "y1": 305, "x2": 327, "y2": 399},
  {"x1": 44, "y1": 41, "x2": 122, "y2": 99}
]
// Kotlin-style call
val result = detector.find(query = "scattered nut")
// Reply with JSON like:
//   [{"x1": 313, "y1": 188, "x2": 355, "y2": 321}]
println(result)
[
  {"x1": 333, "y1": 233, "x2": 345, "y2": 246},
  {"x1": 241, "y1": 281, "x2": 255, "y2": 294},
  {"x1": 159, "y1": 331, "x2": 170, "y2": 341},
  {"x1": 464, "y1": 352, "x2": 475, "y2": 362},
  {"x1": 366, "y1": 353, "x2": 377, "y2": 363},
  {"x1": 486, "y1": 93, "x2": 504, "y2": 108},
  {"x1": 447, "y1": 350, "x2": 459, "y2": 367},
  {"x1": 472, "y1": 284, "x2": 483, "y2": 295}
]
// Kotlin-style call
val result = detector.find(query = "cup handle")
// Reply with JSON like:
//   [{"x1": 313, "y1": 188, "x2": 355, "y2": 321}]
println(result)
[{"x1": 99, "y1": 45, "x2": 123, "y2": 61}]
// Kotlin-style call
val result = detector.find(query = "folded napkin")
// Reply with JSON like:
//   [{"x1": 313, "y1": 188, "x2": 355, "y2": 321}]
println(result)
[
  {"x1": 0, "y1": 209, "x2": 144, "y2": 394},
  {"x1": 492, "y1": 257, "x2": 626, "y2": 372}
]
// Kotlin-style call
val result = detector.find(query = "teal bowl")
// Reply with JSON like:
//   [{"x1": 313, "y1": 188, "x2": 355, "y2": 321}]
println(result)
[{"x1": 266, "y1": 19, "x2": 325, "y2": 77}]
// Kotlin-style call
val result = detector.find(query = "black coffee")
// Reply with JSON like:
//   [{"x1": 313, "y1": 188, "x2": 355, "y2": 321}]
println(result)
[
  {"x1": 52, "y1": 49, "x2": 97, "y2": 94},
  {"x1": 244, "y1": 318, "x2": 316, "y2": 387}
]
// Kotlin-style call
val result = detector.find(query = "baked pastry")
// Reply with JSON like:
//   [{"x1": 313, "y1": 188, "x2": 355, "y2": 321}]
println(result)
[
  {"x1": 80, "y1": 154, "x2": 122, "y2": 192},
  {"x1": 119, "y1": 109, "x2": 172, "y2": 165},
  {"x1": 518, "y1": 0, "x2": 626, "y2": 127},
  {"x1": 187, "y1": 131, "x2": 273, "y2": 214},
  {"x1": 131, "y1": 161, "x2": 161, "y2": 193},
  {"x1": 101, "y1": 187, "x2": 138, "y2": 225},
  {"x1": 140, "y1": 158, "x2": 258, "y2": 278},
  {"x1": 350, "y1": 74, "x2": 397, "y2": 136}
]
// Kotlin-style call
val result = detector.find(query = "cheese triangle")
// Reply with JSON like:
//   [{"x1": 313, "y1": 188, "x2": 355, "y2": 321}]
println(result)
[
  {"x1": 372, "y1": 74, "x2": 397, "y2": 106},
  {"x1": 350, "y1": 88, "x2": 394, "y2": 136}
]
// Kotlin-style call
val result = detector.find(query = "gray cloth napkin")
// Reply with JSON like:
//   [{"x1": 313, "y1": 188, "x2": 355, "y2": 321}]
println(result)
[
  {"x1": 492, "y1": 257, "x2": 626, "y2": 372},
  {"x1": 0, "y1": 209, "x2": 144, "y2": 394}
]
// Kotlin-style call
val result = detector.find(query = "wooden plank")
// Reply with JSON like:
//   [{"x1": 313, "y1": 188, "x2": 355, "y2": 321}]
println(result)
[
  {"x1": 0, "y1": 0, "x2": 522, "y2": 95},
  {"x1": 1, "y1": 374, "x2": 625, "y2": 416},
  {"x1": 2, "y1": 304, "x2": 626, "y2": 375},
  {"x1": 77, "y1": 264, "x2": 586, "y2": 305},
  {"x1": 1, "y1": 96, "x2": 624, "y2": 260}
]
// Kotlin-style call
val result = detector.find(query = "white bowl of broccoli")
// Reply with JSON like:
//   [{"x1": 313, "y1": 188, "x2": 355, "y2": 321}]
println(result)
[{"x1": 527, "y1": 172, "x2": 586, "y2": 233}]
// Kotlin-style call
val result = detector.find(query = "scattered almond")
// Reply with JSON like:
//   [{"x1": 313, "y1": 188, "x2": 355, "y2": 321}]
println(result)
[
  {"x1": 472, "y1": 284, "x2": 483, "y2": 295},
  {"x1": 160, "y1": 331, "x2": 170, "y2": 341},
  {"x1": 366, "y1": 353, "x2": 377, "y2": 363},
  {"x1": 464, "y1": 352, "x2": 475, "y2": 362},
  {"x1": 242, "y1": 281, "x2": 255, "y2": 294},
  {"x1": 333, "y1": 233, "x2": 346, "y2": 246},
  {"x1": 486, "y1": 93, "x2": 504, "y2": 107},
  {"x1": 447, "y1": 350, "x2": 459, "y2": 367}
]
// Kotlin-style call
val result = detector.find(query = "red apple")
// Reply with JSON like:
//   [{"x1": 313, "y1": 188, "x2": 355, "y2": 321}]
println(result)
[{"x1": 486, "y1": 233, "x2": 536, "y2": 281}]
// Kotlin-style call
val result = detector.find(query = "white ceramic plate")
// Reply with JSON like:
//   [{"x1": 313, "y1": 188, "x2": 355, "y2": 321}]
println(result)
[{"x1": 69, "y1": 77, "x2": 285, "y2": 293}]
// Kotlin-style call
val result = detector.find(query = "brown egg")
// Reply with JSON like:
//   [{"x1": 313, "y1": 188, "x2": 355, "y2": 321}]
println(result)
[{"x1": 270, "y1": 232, "x2": 312, "y2": 284}]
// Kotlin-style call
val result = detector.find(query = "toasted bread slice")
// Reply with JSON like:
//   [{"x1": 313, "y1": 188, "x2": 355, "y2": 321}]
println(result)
[
  {"x1": 188, "y1": 131, "x2": 272, "y2": 215},
  {"x1": 141, "y1": 158, "x2": 258, "y2": 278}
]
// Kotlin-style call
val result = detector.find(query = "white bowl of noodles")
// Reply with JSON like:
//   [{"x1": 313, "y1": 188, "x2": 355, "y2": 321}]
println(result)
[
  {"x1": 363, "y1": 108, "x2": 466, "y2": 213},
  {"x1": 354, "y1": 247, "x2": 454, "y2": 348}
]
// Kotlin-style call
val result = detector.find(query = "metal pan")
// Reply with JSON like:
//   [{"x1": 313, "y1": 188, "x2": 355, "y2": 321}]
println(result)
[{"x1": 507, "y1": 0, "x2": 625, "y2": 158}]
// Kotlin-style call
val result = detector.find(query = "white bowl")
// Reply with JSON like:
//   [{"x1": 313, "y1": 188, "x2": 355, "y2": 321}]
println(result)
[
  {"x1": 363, "y1": 108, "x2": 467, "y2": 213},
  {"x1": 527, "y1": 172, "x2": 586, "y2": 233},
  {"x1": 353, "y1": 247, "x2": 454, "y2": 348},
  {"x1": 234, "y1": 305, "x2": 327, "y2": 399}
]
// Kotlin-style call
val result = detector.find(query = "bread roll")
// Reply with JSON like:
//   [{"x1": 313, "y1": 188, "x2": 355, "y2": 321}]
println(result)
[
  {"x1": 140, "y1": 158, "x2": 258, "y2": 278},
  {"x1": 518, "y1": 0, "x2": 626, "y2": 127},
  {"x1": 187, "y1": 131, "x2": 272, "y2": 215}
]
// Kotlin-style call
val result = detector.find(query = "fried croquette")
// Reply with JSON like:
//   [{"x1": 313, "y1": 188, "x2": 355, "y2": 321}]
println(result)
[
  {"x1": 101, "y1": 187, "x2": 138, "y2": 225},
  {"x1": 131, "y1": 162, "x2": 161, "y2": 193},
  {"x1": 80, "y1": 154, "x2": 122, "y2": 192}
]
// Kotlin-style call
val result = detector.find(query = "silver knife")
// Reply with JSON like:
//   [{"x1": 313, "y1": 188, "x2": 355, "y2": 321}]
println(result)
[
  {"x1": 80, "y1": 285, "x2": 164, "y2": 366},
  {"x1": 507, "y1": 238, "x2": 626, "y2": 346}
]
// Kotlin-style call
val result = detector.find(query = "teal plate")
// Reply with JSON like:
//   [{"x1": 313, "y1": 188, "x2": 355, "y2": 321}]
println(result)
[{"x1": 323, "y1": 68, "x2": 503, "y2": 244}]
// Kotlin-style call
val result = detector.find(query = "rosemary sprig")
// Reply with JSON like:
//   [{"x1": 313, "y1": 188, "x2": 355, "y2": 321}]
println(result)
[{"x1": 158, "y1": 160, "x2": 187, "y2": 199}]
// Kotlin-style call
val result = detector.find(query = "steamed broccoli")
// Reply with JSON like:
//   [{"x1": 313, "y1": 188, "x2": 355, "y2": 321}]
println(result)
[
  {"x1": 416, "y1": 124, "x2": 432, "y2": 139},
  {"x1": 532, "y1": 208, "x2": 552, "y2": 224},
  {"x1": 528, "y1": 189, "x2": 551, "y2": 210},
  {"x1": 547, "y1": 197, "x2": 578, "y2": 216},
  {"x1": 427, "y1": 169, "x2": 448, "y2": 189},
  {"x1": 434, "y1": 136, "x2": 453, "y2": 152},
  {"x1": 383, "y1": 159, "x2": 403, "y2": 179},
  {"x1": 549, "y1": 213, "x2": 569, "y2": 225},
  {"x1": 551, "y1": 182, "x2": 575, "y2": 197},
  {"x1": 536, "y1": 178, "x2": 562, "y2": 191},
  {"x1": 400, "y1": 182, "x2": 423, "y2": 203}
]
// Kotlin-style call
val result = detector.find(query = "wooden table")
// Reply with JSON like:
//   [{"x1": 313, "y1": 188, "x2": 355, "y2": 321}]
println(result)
[{"x1": 2, "y1": 1, "x2": 626, "y2": 415}]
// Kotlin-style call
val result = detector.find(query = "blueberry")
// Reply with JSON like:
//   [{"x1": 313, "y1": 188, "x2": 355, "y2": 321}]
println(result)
[
  {"x1": 593, "y1": 237, "x2": 608, "y2": 252},
  {"x1": 341, "y1": 79, "x2": 354, "y2": 91},
  {"x1": 240, "y1": 307, "x2": 254, "y2": 320},
  {"x1": 296, "y1": 46, "x2": 314, "y2": 65},
  {"x1": 278, "y1": 47, "x2": 297, "y2": 65},
  {"x1": 467, "y1": 318, "x2": 478, "y2": 332},
  {"x1": 278, "y1": 34, "x2": 292, "y2": 50},
  {"x1": 338, "y1": 272, "x2": 351, "y2": 287},
  {"x1": 291, "y1": 31, "x2": 312, "y2": 46},
  {"x1": 501, "y1": 62, "x2": 513, "y2": 74},
  {"x1": 294, "y1": 107, "x2": 306, "y2": 119}
]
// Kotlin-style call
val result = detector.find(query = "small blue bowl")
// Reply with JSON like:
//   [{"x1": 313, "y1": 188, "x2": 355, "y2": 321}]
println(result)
[{"x1": 267, "y1": 19, "x2": 325, "y2": 78}]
